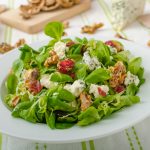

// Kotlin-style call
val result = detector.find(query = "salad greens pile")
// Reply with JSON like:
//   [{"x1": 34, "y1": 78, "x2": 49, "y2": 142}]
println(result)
[{"x1": 4, "y1": 22, "x2": 145, "y2": 129}]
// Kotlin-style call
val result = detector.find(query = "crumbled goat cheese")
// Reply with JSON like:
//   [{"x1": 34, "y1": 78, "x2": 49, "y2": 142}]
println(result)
[
  {"x1": 110, "y1": 56, "x2": 113, "y2": 61},
  {"x1": 109, "y1": 46, "x2": 117, "y2": 54},
  {"x1": 40, "y1": 74, "x2": 57, "y2": 89},
  {"x1": 64, "y1": 80, "x2": 85, "y2": 97},
  {"x1": 124, "y1": 71, "x2": 140, "y2": 86},
  {"x1": 54, "y1": 41, "x2": 66, "y2": 59},
  {"x1": 83, "y1": 51, "x2": 101, "y2": 70},
  {"x1": 89, "y1": 84, "x2": 109, "y2": 98}
]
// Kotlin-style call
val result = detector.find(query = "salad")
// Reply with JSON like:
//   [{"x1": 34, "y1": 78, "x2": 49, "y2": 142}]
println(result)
[{"x1": 4, "y1": 22, "x2": 145, "y2": 129}]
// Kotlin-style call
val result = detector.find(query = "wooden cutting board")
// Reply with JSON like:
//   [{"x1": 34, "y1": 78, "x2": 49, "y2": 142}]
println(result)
[{"x1": 0, "y1": 0, "x2": 91, "y2": 34}]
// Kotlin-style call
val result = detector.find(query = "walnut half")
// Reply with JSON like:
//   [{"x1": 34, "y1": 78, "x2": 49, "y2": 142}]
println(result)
[
  {"x1": 109, "y1": 61, "x2": 126, "y2": 88},
  {"x1": 20, "y1": 0, "x2": 45, "y2": 19},
  {"x1": 62, "y1": 21, "x2": 69, "y2": 29},
  {"x1": 81, "y1": 23, "x2": 104, "y2": 34},
  {"x1": 20, "y1": 0, "x2": 81, "y2": 19},
  {"x1": 44, "y1": 50, "x2": 59, "y2": 67},
  {"x1": 147, "y1": 40, "x2": 150, "y2": 47},
  {"x1": 15, "y1": 39, "x2": 26, "y2": 48},
  {"x1": 0, "y1": 43, "x2": 14, "y2": 54}
]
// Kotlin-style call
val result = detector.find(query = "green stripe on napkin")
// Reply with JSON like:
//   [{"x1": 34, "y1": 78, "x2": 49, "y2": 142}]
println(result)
[
  {"x1": 147, "y1": 0, "x2": 150, "y2": 3},
  {"x1": 0, "y1": 0, "x2": 14, "y2": 148},
  {"x1": 35, "y1": 143, "x2": 39, "y2": 150},
  {"x1": 81, "y1": 141, "x2": 87, "y2": 150},
  {"x1": 89, "y1": 140, "x2": 95, "y2": 150},
  {"x1": 132, "y1": 127, "x2": 143, "y2": 150},
  {"x1": 125, "y1": 129, "x2": 135, "y2": 150},
  {"x1": 0, "y1": 134, "x2": 2, "y2": 150},
  {"x1": 43, "y1": 144, "x2": 47, "y2": 150}
]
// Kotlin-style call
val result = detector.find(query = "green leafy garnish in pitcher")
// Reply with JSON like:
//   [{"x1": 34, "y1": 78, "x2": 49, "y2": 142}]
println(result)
[{"x1": 4, "y1": 22, "x2": 145, "y2": 129}]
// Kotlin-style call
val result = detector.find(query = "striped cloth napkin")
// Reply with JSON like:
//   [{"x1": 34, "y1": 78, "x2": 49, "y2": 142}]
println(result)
[{"x1": 0, "y1": 0, "x2": 150, "y2": 150}]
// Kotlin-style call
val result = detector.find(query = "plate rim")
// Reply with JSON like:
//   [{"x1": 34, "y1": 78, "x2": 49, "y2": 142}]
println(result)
[{"x1": 0, "y1": 35, "x2": 150, "y2": 143}]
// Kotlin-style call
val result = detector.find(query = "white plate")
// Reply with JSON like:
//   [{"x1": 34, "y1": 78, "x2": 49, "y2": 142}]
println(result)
[{"x1": 0, "y1": 35, "x2": 150, "y2": 143}]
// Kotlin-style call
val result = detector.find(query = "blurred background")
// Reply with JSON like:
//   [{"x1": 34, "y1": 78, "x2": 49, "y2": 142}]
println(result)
[{"x1": 0, "y1": 0, "x2": 150, "y2": 150}]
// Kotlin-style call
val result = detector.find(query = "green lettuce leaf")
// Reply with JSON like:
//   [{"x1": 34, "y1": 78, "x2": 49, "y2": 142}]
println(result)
[
  {"x1": 126, "y1": 83, "x2": 138, "y2": 96},
  {"x1": 44, "y1": 22, "x2": 64, "y2": 41},
  {"x1": 50, "y1": 72, "x2": 73, "y2": 82},
  {"x1": 5, "y1": 73, "x2": 18, "y2": 94},
  {"x1": 78, "y1": 106, "x2": 100, "y2": 126},
  {"x1": 85, "y1": 68, "x2": 110, "y2": 83},
  {"x1": 128, "y1": 57, "x2": 142, "y2": 75}
]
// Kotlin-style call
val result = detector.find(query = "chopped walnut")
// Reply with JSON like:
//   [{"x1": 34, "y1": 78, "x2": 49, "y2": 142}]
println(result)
[
  {"x1": 81, "y1": 23, "x2": 104, "y2": 34},
  {"x1": 80, "y1": 92, "x2": 92, "y2": 111},
  {"x1": 24, "y1": 68, "x2": 39, "y2": 81},
  {"x1": 0, "y1": 39, "x2": 26, "y2": 54},
  {"x1": 25, "y1": 79, "x2": 42, "y2": 95},
  {"x1": 74, "y1": 0, "x2": 80, "y2": 4},
  {"x1": 0, "y1": 43, "x2": 14, "y2": 54},
  {"x1": 58, "y1": 0, "x2": 74, "y2": 8},
  {"x1": 115, "y1": 33, "x2": 129, "y2": 40},
  {"x1": 63, "y1": 32, "x2": 68, "y2": 36},
  {"x1": 12, "y1": 96, "x2": 20, "y2": 107},
  {"x1": 42, "y1": 0, "x2": 60, "y2": 11},
  {"x1": 20, "y1": 11, "x2": 32, "y2": 19},
  {"x1": 58, "y1": 0, "x2": 80, "y2": 8},
  {"x1": 147, "y1": 40, "x2": 150, "y2": 47},
  {"x1": 113, "y1": 41, "x2": 124, "y2": 52},
  {"x1": 20, "y1": 5, "x2": 34, "y2": 19},
  {"x1": 45, "y1": 0, "x2": 56, "y2": 6},
  {"x1": 62, "y1": 21, "x2": 69, "y2": 29},
  {"x1": 109, "y1": 61, "x2": 126, "y2": 88},
  {"x1": 66, "y1": 41, "x2": 75, "y2": 47},
  {"x1": 20, "y1": 0, "x2": 80, "y2": 19},
  {"x1": 0, "y1": 4, "x2": 7, "y2": 13},
  {"x1": 15, "y1": 39, "x2": 26, "y2": 48},
  {"x1": 23, "y1": 68, "x2": 42, "y2": 95},
  {"x1": 44, "y1": 50, "x2": 59, "y2": 67},
  {"x1": 20, "y1": 0, "x2": 45, "y2": 19}
]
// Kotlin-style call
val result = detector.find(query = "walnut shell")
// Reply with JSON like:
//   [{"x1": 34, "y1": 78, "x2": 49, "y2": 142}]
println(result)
[
  {"x1": 20, "y1": 0, "x2": 45, "y2": 19},
  {"x1": 45, "y1": 0, "x2": 56, "y2": 6},
  {"x1": 57, "y1": 0, "x2": 74, "y2": 8},
  {"x1": 42, "y1": 0, "x2": 60, "y2": 11},
  {"x1": 28, "y1": 0, "x2": 41, "y2": 4},
  {"x1": 73, "y1": 0, "x2": 80, "y2": 4}
]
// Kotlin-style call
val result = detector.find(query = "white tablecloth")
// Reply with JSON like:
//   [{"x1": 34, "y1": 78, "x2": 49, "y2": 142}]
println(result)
[{"x1": 0, "y1": 0, "x2": 150, "y2": 150}]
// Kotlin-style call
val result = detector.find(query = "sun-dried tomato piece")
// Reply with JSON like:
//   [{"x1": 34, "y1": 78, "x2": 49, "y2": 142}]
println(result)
[
  {"x1": 105, "y1": 40, "x2": 116, "y2": 47},
  {"x1": 26, "y1": 80, "x2": 42, "y2": 95},
  {"x1": 58, "y1": 59, "x2": 75, "y2": 74},
  {"x1": 12, "y1": 96, "x2": 20, "y2": 107},
  {"x1": 105, "y1": 40, "x2": 124, "y2": 52},
  {"x1": 69, "y1": 72, "x2": 76, "y2": 79},
  {"x1": 98, "y1": 87, "x2": 107, "y2": 97},
  {"x1": 115, "y1": 85, "x2": 125, "y2": 93}
]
